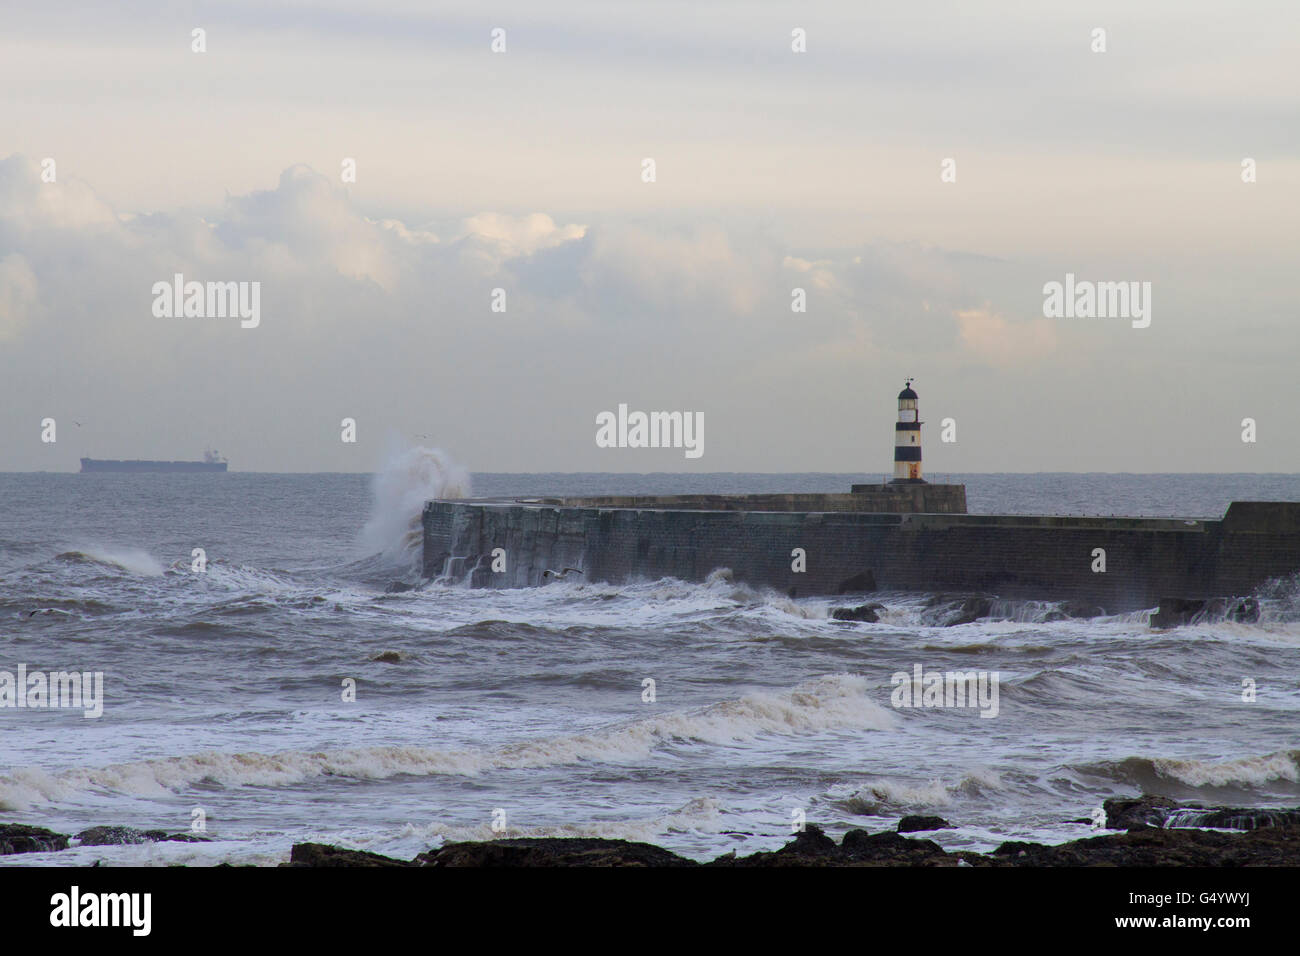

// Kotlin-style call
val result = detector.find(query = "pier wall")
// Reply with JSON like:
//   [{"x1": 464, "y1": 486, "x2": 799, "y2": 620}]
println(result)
[{"x1": 421, "y1": 498, "x2": 1300, "y2": 611}]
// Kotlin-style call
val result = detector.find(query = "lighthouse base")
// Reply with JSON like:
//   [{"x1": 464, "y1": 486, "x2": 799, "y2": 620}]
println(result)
[{"x1": 849, "y1": 483, "x2": 966, "y2": 513}]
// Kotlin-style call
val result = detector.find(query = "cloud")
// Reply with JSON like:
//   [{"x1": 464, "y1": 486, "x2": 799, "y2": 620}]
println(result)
[
  {"x1": 954, "y1": 306, "x2": 1058, "y2": 366},
  {"x1": 0, "y1": 156, "x2": 118, "y2": 232},
  {"x1": 0, "y1": 253, "x2": 39, "y2": 340},
  {"x1": 0, "y1": 153, "x2": 1117, "y2": 470},
  {"x1": 458, "y1": 212, "x2": 585, "y2": 258}
]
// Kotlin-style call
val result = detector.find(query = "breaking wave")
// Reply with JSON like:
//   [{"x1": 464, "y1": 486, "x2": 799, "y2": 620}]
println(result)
[
  {"x1": 357, "y1": 444, "x2": 470, "y2": 567},
  {"x1": 1080, "y1": 750, "x2": 1300, "y2": 791},
  {"x1": 839, "y1": 768, "x2": 1004, "y2": 814},
  {"x1": 0, "y1": 675, "x2": 892, "y2": 809},
  {"x1": 55, "y1": 546, "x2": 164, "y2": 577}
]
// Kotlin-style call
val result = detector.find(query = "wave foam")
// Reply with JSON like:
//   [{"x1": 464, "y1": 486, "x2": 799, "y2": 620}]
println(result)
[
  {"x1": 0, "y1": 675, "x2": 892, "y2": 809},
  {"x1": 56, "y1": 546, "x2": 164, "y2": 577},
  {"x1": 841, "y1": 768, "x2": 1004, "y2": 814},
  {"x1": 357, "y1": 445, "x2": 470, "y2": 567},
  {"x1": 1083, "y1": 750, "x2": 1300, "y2": 790}
]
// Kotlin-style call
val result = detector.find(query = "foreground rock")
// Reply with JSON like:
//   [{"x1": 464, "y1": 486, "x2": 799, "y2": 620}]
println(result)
[
  {"x1": 1151, "y1": 596, "x2": 1260, "y2": 628},
  {"x1": 286, "y1": 843, "x2": 417, "y2": 867},
  {"x1": 418, "y1": 838, "x2": 695, "y2": 867},
  {"x1": 920, "y1": 594, "x2": 994, "y2": 627},
  {"x1": 831, "y1": 603, "x2": 883, "y2": 623},
  {"x1": 897, "y1": 815, "x2": 954, "y2": 833},
  {"x1": 1102, "y1": 795, "x2": 1300, "y2": 831},
  {"x1": 711, "y1": 826, "x2": 957, "y2": 867},
  {"x1": 992, "y1": 826, "x2": 1300, "y2": 866},
  {"x1": 283, "y1": 821, "x2": 1300, "y2": 867},
  {"x1": 74, "y1": 825, "x2": 209, "y2": 846},
  {"x1": 0, "y1": 824, "x2": 70, "y2": 855}
]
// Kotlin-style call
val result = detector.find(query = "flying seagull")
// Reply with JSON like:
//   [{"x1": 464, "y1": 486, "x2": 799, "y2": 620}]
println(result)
[{"x1": 542, "y1": 568, "x2": 584, "y2": 579}]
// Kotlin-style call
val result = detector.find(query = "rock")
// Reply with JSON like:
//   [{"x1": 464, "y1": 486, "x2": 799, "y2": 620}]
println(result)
[
  {"x1": 897, "y1": 815, "x2": 953, "y2": 833},
  {"x1": 711, "y1": 824, "x2": 838, "y2": 867},
  {"x1": 1102, "y1": 795, "x2": 1180, "y2": 829},
  {"x1": 991, "y1": 825, "x2": 1300, "y2": 866},
  {"x1": 921, "y1": 595, "x2": 994, "y2": 627},
  {"x1": 1227, "y1": 597, "x2": 1260, "y2": 623},
  {"x1": 74, "y1": 826, "x2": 211, "y2": 846},
  {"x1": 385, "y1": 581, "x2": 416, "y2": 593},
  {"x1": 1164, "y1": 806, "x2": 1300, "y2": 830},
  {"x1": 284, "y1": 816, "x2": 1300, "y2": 867},
  {"x1": 0, "y1": 824, "x2": 70, "y2": 855},
  {"x1": 1102, "y1": 796, "x2": 1300, "y2": 832},
  {"x1": 1150, "y1": 597, "x2": 1207, "y2": 628},
  {"x1": 713, "y1": 824, "x2": 953, "y2": 867},
  {"x1": 831, "y1": 603, "x2": 883, "y2": 623},
  {"x1": 420, "y1": 838, "x2": 696, "y2": 867},
  {"x1": 370, "y1": 650, "x2": 403, "y2": 663},
  {"x1": 840, "y1": 829, "x2": 952, "y2": 865},
  {"x1": 74, "y1": 826, "x2": 166, "y2": 846},
  {"x1": 284, "y1": 843, "x2": 416, "y2": 867}
]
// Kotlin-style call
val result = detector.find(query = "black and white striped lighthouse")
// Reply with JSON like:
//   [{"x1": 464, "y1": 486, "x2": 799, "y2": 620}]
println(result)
[{"x1": 891, "y1": 379, "x2": 925, "y2": 483}]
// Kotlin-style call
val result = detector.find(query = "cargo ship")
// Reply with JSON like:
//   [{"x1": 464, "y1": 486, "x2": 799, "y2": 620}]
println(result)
[{"x1": 79, "y1": 449, "x2": 228, "y2": 473}]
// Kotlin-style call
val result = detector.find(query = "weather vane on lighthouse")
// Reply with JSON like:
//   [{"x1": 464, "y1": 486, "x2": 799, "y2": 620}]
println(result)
[{"x1": 891, "y1": 379, "x2": 925, "y2": 484}]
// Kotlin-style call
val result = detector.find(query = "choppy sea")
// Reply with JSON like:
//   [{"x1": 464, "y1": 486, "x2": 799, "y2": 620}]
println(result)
[{"x1": 3, "y1": 458, "x2": 1299, "y2": 866}]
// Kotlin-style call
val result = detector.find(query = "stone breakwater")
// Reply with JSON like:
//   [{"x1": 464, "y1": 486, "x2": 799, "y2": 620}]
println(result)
[{"x1": 422, "y1": 496, "x2": 1300, "y2": 612}]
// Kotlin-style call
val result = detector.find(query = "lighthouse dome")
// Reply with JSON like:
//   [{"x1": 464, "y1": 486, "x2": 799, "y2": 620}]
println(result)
[{"x1": 898, "y1": 383, "x2": 917, "y2": 400}]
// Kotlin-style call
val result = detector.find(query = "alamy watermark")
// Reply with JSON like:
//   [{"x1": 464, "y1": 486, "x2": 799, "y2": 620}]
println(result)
[
  {"x1": 152, "y1": 273, "x2": 260, "y2": 328},
  {"x1": 1042, "y1": 273, "x2": 1151, "y2": 329},
  {"x1": 0, "y1": 665, "x2": 103, "y2": 718},
  {"x1": 596, "y1": 404, "x2": 704, "y2": 459},
  {"x1": 50, "y1": 886, "x2": 150, "y2": 936},
  {"x1": 890, "y1": 663, "x2": 999, "y2": 718}
]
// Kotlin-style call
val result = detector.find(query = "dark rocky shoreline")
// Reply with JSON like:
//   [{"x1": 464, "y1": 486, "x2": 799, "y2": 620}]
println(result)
[
  {"x1": 7, "y1": 796, "x2": 1300, "y2": 866},
  {"x1": 284, "y1": 820, "x2": 1300, "y2": 867}
]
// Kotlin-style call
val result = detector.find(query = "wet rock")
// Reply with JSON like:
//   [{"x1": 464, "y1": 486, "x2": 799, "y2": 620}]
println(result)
[
  {"x1": 74, "y1": 825, "x2": 213, "y2": 846},
  {"x1": 282, "y1": 816, "x2": 1300, "y2": 867},
  {"x1": 712, "y1": 824, "x2": 953, "y2": 867},
  {"x1": 897, "y1": 815, "x2": 953, "y2": 833},
  {"x1": 831, "y1": 603, "x2": 883, "y2": 623},
  {"x1": 284, "y1": 843, "x2": 416, "y2": 867},
  {"x1": 921, "y1": 595, "x2": 994, "y2": 627},
  {"x1": 1101, "y1": 796, "x2": 1300, "y2": 832},
  {"x1": 1226, "y1": 597, "x2": 1260, "y2": 623},
  {"x1": 840, "y1": 829, "x2": 952, "y2": 865},
  {"x1": 370, "y1": 650, "x2": 403, "y2": 663},
  {"x1": 1150, "y1": 597, "x2": 1207, "y2": 628},
  {"x1": 385, "y1": 581, "x2": 416, "y2": 593},
  {"x1": 1102, "y1": 795, "x2": 1180, "y2": 829},
  {"x1": 0, "y1": 824, "x2": 70, "y2": 855},
  {"x1": 1161, "y1": 805, "x2": 1300, "y2": 830},
  {"x1": 75, "y1": 826, "x2": 167, "y2": 846},
  {"x1": 419, "y1": 838, "x2": 696, "y2": 867},
  {"x1": 992, "y1": 825, "x2": 1300, "y2": 866}
]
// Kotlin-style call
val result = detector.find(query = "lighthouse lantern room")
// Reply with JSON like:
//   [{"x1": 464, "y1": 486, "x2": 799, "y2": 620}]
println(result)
[{"x1": 891, "y1": 379, "x2": 925, "y2": 484}]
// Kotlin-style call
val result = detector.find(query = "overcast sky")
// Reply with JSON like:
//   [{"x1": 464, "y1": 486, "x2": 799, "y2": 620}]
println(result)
[{"x1": 2, "y1": 0, "x2": 1297, "y2": 473}]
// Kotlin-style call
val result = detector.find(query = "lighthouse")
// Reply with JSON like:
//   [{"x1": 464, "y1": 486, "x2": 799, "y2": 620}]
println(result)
[{"x1": 891, "y1": 379, "x2": 925, "y2": 483}]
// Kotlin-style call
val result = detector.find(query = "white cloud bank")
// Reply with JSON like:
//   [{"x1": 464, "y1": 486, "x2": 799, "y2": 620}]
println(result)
[{"x1": 0, "y1": 155, "x2": 1295, "y2": 473}]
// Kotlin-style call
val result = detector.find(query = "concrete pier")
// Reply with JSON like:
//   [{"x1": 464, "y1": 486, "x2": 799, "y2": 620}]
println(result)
[{"x1": 421, "y1": 495, "x2": 1300, "y2": 612}]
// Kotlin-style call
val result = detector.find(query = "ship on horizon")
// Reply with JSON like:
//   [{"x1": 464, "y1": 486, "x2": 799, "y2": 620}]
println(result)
[{"x1": 79, "y1": 449, "x2": 228, "y2": 473}]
